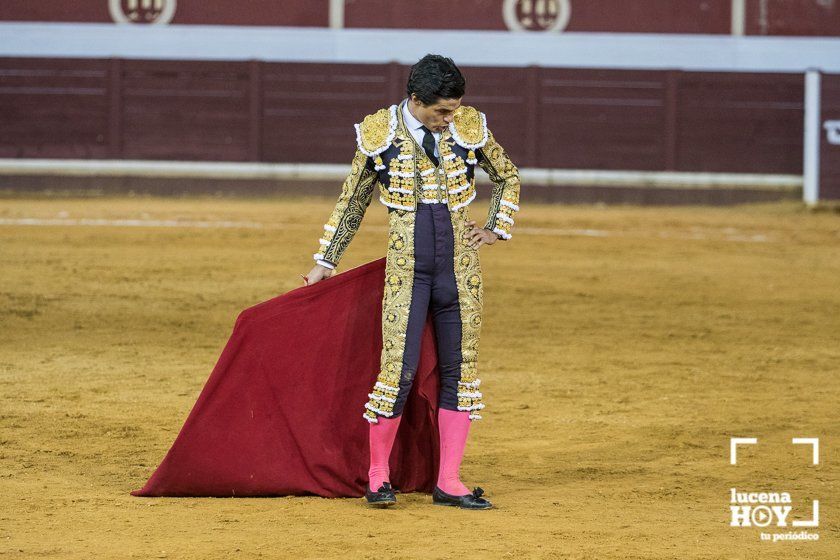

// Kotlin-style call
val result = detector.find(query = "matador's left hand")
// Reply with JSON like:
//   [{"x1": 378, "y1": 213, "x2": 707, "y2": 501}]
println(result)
[{"x1": 465, "y1": 220, "x2": 499, "y2": 249}]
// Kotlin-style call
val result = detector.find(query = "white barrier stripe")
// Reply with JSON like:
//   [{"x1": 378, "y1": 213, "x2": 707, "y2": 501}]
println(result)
[
  {"x1": 1, "y1": 23, "x2": 839, "y2": 72},
  {"x1": 0, "y1": 158, "x2": 802, "y2": 190},
  {"x1": 0, "y1": 159, "x2": 355, "y2": 180}
]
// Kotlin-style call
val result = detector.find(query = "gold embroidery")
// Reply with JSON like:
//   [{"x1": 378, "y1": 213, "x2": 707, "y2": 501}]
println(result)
[
  {"x1": 440, "y1": 138, "x2": 475, "y2": 210},
  {"x1": 450, "y1": 105, "x2": 488, "y2": 149},
  {"x1": 379, "y1": 137, "x2": 417, "y2": 210},
  {"x1": 449, "y1": 205, "x2": 485, "y2": 419},
  {"x1": 363, "y1": 209, "x2": 417, "y2": 423},
  {"x1": 414, "y1": 129, "x2": 443, "y2": 203},
  {"x1": 356, "y1": 106, "x2": 397, "y2": 156},
  {"x1": 478, "y1": 130, "x2": 520, "y2": 240},
  {"x1": 315, "y1": 149, "x2": 378, "y2": 266}
]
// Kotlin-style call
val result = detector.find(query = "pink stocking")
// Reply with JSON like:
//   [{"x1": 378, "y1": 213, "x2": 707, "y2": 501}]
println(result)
[
  {"x1": 367, "y1": 414, "x2": 403, "y2": 491},
  {"x1": 436, "y1": 408, "x2": 471, "y2": 496}
]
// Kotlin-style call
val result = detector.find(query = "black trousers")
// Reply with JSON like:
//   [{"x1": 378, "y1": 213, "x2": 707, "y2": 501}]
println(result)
[{"x1": 389, "y1": 202, "x2": 463, "y2": 416}]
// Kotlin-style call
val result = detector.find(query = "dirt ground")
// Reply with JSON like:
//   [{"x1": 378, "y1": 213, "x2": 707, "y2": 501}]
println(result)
[{"x1": 1, "y1": 194, "x2": 838, "y2": 559}]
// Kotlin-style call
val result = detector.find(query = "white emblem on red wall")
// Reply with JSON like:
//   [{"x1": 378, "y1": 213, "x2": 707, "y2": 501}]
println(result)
[
  {"x1": 109, "y1": 0, "x2": 177, "y2": 24},
  {"x1": 824, "y1": 120, "x2": 840, "y2": 145},
  {"x1": 503, "y1": 0, "x2": 571, "y2": 32}
]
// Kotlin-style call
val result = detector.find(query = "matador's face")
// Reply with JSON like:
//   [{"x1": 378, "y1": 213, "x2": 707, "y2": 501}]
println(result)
[{"x1": 409, "y1": 94, "x2": 462, "y2": 133}]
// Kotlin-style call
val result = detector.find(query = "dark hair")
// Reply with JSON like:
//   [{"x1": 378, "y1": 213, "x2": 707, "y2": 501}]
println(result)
[{"x1": 406, "y1": 54, "x2": 466, "y2": 105}]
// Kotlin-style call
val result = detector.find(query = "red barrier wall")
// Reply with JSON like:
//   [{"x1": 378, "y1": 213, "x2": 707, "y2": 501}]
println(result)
[
  {"x1": 343, "y1": 0, "x2": 731, "y2": 33},
  {"x1": 745, "y1": 0, "x2": 840, "y2": 36},
  {"x1": 0, "y1": 57, "x2": 807, "y2": 177},
  {"x1": 1, "y1": 0, "x2": 838, "y2": 36},
  {"x1": 821, "y1": 74, "x2": 840, "y2": 199},
  {"x1": 0, "y1": 1, "x2": 326, "y2": 26}
]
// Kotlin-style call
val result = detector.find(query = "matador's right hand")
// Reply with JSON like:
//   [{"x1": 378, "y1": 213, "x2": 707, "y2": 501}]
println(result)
[{"x1": 303, "y1": 264, "x2": 334, "y2": 286}]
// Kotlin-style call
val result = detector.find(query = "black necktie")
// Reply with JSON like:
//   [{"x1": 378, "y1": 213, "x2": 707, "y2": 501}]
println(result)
[{"x1": 419, "y1": 125, "x2": 439, "y2": 166}]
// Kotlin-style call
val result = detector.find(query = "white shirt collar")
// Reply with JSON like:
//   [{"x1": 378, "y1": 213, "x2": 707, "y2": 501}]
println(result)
[{"x1": 402, "y1": 98, "x2": 435, "y2": 134}]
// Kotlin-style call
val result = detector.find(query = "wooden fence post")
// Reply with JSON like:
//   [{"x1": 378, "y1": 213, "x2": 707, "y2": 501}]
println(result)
[
  {"x1": 526, "y1": 65, "x2": 540, "y2": 168},
  {"x1": 249, "y1": 59, "x2": 262, "y2": 162},
  {"x1": 108, "y1": 58, "x2": 123, "y2": 159},
  {"x1": 664, "y1": 69, "x2": 679, "y2": 171}
]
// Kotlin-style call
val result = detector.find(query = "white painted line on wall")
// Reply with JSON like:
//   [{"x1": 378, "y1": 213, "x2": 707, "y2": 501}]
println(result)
[
  {"x1": 0, "y1": 159, "x2": 803, "y2": 191},
  {"x1": 0, "y1": 159, "x2": 351, "y2": 181}
]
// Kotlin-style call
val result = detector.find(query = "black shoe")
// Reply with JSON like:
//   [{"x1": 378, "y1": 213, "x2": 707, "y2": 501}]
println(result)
[
  {"x1": 432, "y1": 486, "x2": 493, "y2": 509},
  {"x1": 365, "y1": 481, "x2": 396, "y2": 507}
]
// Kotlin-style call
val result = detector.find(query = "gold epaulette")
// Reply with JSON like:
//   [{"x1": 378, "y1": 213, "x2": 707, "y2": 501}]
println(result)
[
  {"x1": 354, "y1": 105, "x2": 398, "y2": 156},
  {"x1": 449, "y1": 105, "x2": 488, "y2": 150}
]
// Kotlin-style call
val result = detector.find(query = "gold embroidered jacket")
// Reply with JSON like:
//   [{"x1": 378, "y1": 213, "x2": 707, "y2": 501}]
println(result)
[
  {"x1": 311, "y1": 100, "x2": 521, "y2": 424},
  {"x1": 313, "y1": 101, "x2": 521, "y2": 268}
]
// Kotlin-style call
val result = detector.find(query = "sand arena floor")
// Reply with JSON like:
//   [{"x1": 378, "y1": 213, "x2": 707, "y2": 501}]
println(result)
[{"x1": 0, "y1": 195, "x2": 838, "y2": 559}]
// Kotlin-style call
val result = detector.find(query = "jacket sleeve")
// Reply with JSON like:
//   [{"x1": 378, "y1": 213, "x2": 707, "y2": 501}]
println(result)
[
  {"x1": 312, "y1": 148, "x2": 379, "y2": 269},
  {"x1": 476, "y1": 129, "x2": 521, "y2": 240}
]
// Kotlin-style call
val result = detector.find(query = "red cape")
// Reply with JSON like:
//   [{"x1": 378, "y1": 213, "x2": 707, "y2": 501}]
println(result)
[{"x1": 131, "y1": 257, "x2": 441, "y2": 498}]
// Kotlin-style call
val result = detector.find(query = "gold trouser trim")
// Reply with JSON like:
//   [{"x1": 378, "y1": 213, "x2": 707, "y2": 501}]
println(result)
[
  {"x1": 362, "y1": 205, "x2": 486, "y2": 423},
  {"x1": 363, "y1": 210, "x2": 416, "y2": 423},
  {"x1": 449, "y1": 205, "x2": 485, "y2": 420}
]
